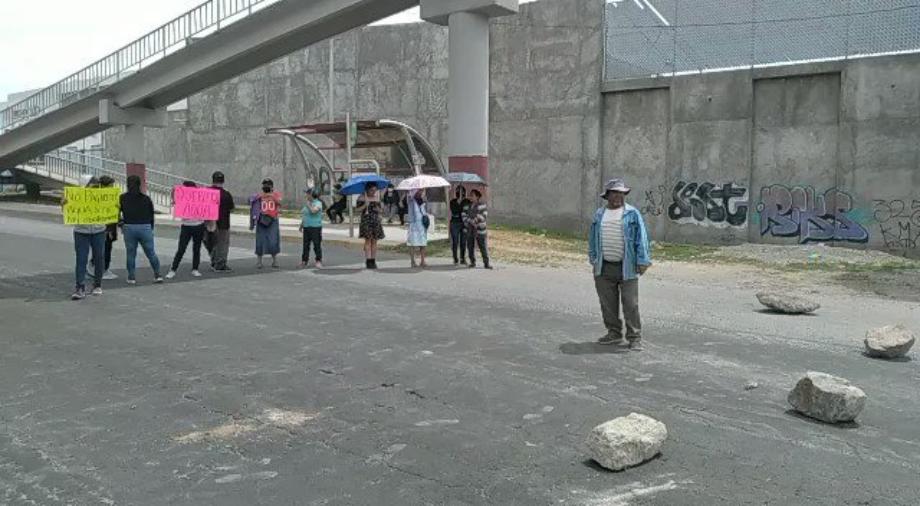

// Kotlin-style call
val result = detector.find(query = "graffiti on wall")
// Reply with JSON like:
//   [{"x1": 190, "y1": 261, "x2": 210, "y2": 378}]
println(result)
[
  {"x1": 873, "y1": 199, "x2": 920, "y2": 249},
  {"x1": 641, "y1": 185, "x2": 668, "y2": 217},
  {"x1": 756, "y1": 185, "x2": 869, "y2": 243},
  {"x1": 667, "y1": 181, "x2": 749, "y2": 228}
]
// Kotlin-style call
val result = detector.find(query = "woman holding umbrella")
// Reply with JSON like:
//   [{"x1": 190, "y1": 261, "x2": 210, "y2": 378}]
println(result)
[
  {"x1": 355, "y1": 182, "x2": 386, "y2": 270},
  {"x1": 397, "y1": 174, "x2": 451, "y2": 268},
  {"x1": 406, "y1": 189, "x2": 429, "y2": 268}
]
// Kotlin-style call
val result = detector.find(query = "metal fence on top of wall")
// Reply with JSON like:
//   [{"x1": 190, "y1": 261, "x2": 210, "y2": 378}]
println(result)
[{"x1": 604, "y1": 0, "x2": 920, "y2": 80}]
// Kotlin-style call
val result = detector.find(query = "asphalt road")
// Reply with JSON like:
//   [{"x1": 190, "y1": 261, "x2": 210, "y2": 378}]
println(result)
[{"x1": 1, "y1": 210, "x2": 919, "y2": 505}]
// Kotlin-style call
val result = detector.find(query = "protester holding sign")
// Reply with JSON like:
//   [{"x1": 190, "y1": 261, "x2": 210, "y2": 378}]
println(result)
[
  {"x1": 166, "y1": 181, "x2": 208, "y2": 279},
  {"x1": 89, "y1": 175, "x2": 120, "y2": 280},
  {"x1": 64, "y1": 175, "x2": 109, "y2": 300},
  {"x1": 249, "y1": 178, "x2": 282, "y2": 269},
  {"x1": 120, "y1": 175, "x2": 164, "y2": 285}
]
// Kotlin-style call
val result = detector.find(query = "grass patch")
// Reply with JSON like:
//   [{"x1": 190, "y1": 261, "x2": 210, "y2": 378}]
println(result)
[
  {"x1": 652, "y1": 242, "x2": 719, "y2": 262},
  {"x1": 491, "y1": 224, "x2": 583, "y2": 242},
  {"x1": 774, "y1": 259, "x2": 920, "y2": 274}
]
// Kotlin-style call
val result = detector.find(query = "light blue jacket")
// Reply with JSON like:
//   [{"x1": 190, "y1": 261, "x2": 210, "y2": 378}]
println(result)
[{"x1": 588, "y1": 204, "x2": 652, "y2": 280}]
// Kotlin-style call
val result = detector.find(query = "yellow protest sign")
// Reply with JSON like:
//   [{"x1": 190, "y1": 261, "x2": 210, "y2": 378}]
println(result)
[{"x1": 63, "y1": 187, "x2": 121, "y2": 225}]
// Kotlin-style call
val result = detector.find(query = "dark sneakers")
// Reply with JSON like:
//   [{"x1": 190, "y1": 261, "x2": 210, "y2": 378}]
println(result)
[
  {"x1": 71, "y1": 287, "x2": 86, "y2": 300},
  {"x1": 598, "y1": 335, "x2": 629, "y2": 347}
]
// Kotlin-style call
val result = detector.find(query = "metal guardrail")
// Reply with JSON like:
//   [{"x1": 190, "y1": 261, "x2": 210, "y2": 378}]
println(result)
[
  {"x1": 1, "y1": 0, "x2": 283, "y2": 132},
  {"x1": 27, "y1": 149, "x2": 208, "y2": 211}
]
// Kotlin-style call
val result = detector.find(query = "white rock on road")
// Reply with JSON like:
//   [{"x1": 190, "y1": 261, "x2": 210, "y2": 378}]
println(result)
[
  {"x1": 586, "y1": 413, "x2": 667, "y2": 471},
  {"x1": 787, "y1": 372, "x2": 867, "y2": 424},
  {"x1": 756, "y1": 292, "x2": 821, "y2": 314},
  {"x1": 864, "y1": 325, "x2": 916, "y2": 359}
]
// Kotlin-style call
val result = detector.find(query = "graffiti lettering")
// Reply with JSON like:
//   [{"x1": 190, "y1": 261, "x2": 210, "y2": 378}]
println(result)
[
  {"x1": 874, "y1": 199, "x2": 920, "y2": 249},
  {"x1": 756, "y1": 185, "x2": 868, "y2": 244},
  {"x1": 640, "y1": 185, "x2": 667, "y2": 217},
  {"x1": 667, "y1": 181, "x2": 748, "y2": 227}
]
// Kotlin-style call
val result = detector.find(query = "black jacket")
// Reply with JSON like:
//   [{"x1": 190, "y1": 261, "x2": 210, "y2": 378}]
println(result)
[{"x1": 119, "y1": 192, "x2": 155, "y2": 226}]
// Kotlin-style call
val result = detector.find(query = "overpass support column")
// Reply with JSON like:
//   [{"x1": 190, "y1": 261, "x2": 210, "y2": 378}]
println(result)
[
  {"x1": 421, "y1": 0, "x2": 518, "y2": 187},
  {"x1": 99, "y1": 99, "x2": 167, "y2": 192}
]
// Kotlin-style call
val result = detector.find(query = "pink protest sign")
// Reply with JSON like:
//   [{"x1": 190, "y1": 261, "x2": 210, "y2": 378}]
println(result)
[{"x1": 173, "y1": 186, "x2": 220, "y2": 220}]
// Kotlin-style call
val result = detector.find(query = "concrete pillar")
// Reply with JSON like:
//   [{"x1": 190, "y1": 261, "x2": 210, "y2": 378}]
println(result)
[
  {"x1": 99, "y1": 99, "x2": 167, "y2": 194},
  {"x1": 124, "y1": 124, "x2": 148, "y2": 193},
  {"x1": 447, "y1": 11, "x2": 490, "y2": 181},
  {"x1": 421, "y1": 0, "x2": 518, "y2": 188}
]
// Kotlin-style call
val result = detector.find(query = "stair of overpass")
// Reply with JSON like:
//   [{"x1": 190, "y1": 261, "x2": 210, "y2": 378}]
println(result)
[
  {"x1": 0, "y1": 0, "x2": 418, "y2": 167},
  {"x1": 19, "y1": 150, "x2": 207, "y2": 213}
]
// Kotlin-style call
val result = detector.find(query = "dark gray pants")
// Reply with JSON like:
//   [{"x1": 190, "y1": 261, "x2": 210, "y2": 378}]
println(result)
[
  {"x1": 594, "y1": 261, "x2": 641, "y2": 341},
  {"x1": 210, "y1": 229, "x2": 231, "y2": 269}
]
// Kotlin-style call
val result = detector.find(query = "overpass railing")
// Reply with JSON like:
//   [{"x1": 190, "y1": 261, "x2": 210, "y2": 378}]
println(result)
[
  {"x1": 30, "y1": 150, "x2": 208, "y2": 210},
  {"x1": 1, "y1": 0, "x2": 284, "y2": 132}
]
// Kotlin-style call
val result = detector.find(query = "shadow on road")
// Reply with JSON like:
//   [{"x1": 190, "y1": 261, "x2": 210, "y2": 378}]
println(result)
[
  {"x1": 559, "y1": 342, "x2": 630, "y2": 355},
  {"x1": 754, "y1": 309, "x2": 819, "y2": 317},
  {"x1": 0, "y1": 260, "x2": 302, "y2": 301},
  {"x1": 860, "y1": 351, "x2": 912, "y2": 363},
  {"x1": 580, "y1": 453, "x2": 663, "y2": 473},
  {"x1": 313, "y1": 268, "x2": 365, "y2": 276},
  {"x1": 783, "y1": 409, "x2": 861, "y2": 430}
]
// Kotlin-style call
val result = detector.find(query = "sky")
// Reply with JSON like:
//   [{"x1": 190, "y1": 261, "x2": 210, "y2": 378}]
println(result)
[{"x1": 0, "y1": 1, "x2": 422, "y2": 103}]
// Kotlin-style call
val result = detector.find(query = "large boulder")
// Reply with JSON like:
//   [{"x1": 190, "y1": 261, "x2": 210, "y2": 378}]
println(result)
[
  {"x1": 787, "y1": 372, "x2": 867, "y2": 424},
  {"x1": 586, "y1": 413, "x2": 667, "y2": 471},
  {"x1": 864, "y1": 325, "x2": 915, "y2": 359},
  {"x1": 756, "y1": 292, "x2": 820, "y2": 314}
]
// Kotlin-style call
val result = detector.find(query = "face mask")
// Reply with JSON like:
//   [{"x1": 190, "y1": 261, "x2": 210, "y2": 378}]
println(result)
[{"x1": 262, "y1": 186, "x2": 272, "y2": 193}]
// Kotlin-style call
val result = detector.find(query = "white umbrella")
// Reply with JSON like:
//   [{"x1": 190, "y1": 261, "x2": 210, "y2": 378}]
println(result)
[{"x1": 396, "y1": 175, "x2": 450, "y2": 191}]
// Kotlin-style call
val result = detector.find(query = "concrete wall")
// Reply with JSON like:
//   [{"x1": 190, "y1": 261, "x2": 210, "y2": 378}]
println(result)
[
  {"x1": 105, "y1": 0, "x2": 604, "y2": 224},
  {"x1": 602, "y1": 53, "x2": 920, "y2": 256},
  {"x1": 103, "y1": 0, "x2": 920, "y2": 256}
]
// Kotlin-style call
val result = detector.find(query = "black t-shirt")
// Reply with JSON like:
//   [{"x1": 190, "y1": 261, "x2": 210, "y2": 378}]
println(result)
[
  {"x1": 214, "y1": 186, "x2": 235, "y2": 230},
  {"x1": 119, "y1": 192, "x2": 155, "y2": 225}
]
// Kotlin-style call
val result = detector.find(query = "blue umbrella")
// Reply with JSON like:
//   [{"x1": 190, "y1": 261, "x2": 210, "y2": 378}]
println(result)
[
  {"x1": 446, "y1": 172, "x2": 487, "y2": 185},
  {"x1": 339, "y1": 174, "x2": 390, "y2": 196}
]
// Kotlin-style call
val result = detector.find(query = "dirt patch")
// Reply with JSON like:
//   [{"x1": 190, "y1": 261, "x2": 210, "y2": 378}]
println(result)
[{"x1": 174, "y1": 408, "x2": 319, "y2": 444}]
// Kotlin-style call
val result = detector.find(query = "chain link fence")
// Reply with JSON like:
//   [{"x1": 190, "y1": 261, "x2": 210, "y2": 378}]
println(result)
[{"x1": 605, "y1": 0, "x2": 920, "y2": 80}]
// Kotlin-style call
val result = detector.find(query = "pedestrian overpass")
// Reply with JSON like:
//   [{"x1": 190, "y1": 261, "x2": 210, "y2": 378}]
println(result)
[
  {"x1": 0, "y1": 0, "x2": 518, "y2": 184},
  {"x1": 0, "y1": 0, "x2": 420, "y2": 168}
]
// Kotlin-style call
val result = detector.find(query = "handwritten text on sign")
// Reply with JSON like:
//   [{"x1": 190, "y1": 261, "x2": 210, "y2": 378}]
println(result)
[
  {"x1": 63, "y1": 187, "x2": 121, "y2": 225},
  {"x1": 174, "y1": 186, "x2": 220, "y2": 220}
]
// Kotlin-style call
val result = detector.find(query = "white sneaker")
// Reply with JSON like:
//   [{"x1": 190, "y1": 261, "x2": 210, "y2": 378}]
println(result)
[
  {"x1": 165, "y1": 270, "x2": 177, "y2": 280},
  {"x1": 191, "y1": 270, "x2": 202, "y2": 277},
  {"x1": 126, "y1": 279, "x2": 137, "y2": 285},
  {"x1": 91, "y1": 287, "x2": 103, "y2": 296},
  {"x1": 102, "y1": 270, "x2": 118, "y2": 280},
  {"x1": 154, "y1": 276, "x2": 165, "y2": 284}
]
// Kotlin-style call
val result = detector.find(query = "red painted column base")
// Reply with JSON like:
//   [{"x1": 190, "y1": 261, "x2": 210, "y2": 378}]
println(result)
[{"x1": 126, "y1": 163, "x2": 147, "y2": 193}]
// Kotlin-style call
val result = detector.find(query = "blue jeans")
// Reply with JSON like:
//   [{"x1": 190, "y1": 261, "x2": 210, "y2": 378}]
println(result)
[
  {"x1": 123, "y1": 224, "x2": 162, "y2": 280},
  {"x1": 449, "y1": 221, "x2": 466, "y2": 263},
  {"x1": 74, "y1": 231, "x2": 105, "y2": 290}
]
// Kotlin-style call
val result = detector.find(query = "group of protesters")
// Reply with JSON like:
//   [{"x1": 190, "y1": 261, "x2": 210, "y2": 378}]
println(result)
[
  {"x1": 67, "y1": 169, "x2": 653, "y2": 354},
  {"x1": 67, "y1": 170, "x2": 492, "y2": 300},
  {"x1": 67, "y1": 171, "x2": 235, "y2": 300}
]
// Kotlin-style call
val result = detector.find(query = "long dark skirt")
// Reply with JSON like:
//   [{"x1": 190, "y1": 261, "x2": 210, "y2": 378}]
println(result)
[{"x1": 255, "y1": 219, "x2": 281, "y2": 256}]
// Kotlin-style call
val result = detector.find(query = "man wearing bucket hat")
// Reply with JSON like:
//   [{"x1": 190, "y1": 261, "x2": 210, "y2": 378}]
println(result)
[{"x1": 588, "y1": 178, "x2": 652, "y2": 351}]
